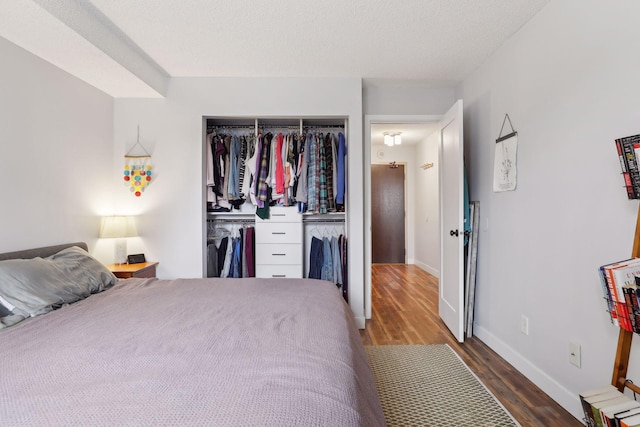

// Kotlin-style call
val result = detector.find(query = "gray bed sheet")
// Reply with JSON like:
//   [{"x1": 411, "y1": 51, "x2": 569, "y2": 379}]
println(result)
[{"x1": 0, "y1": 277, "x2": 385, "y2": 426}]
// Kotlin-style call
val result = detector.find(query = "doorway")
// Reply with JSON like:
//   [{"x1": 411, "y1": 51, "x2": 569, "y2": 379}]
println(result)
[
  {"x1": 371, "y1": 163, "x2": 405, "y2": 263},
  {"x1": 364, "y1": 102, "x2": 465, "y2": 342},
  {"x1": 364, "y1": 116, "x2": 442, "y2": 319}
]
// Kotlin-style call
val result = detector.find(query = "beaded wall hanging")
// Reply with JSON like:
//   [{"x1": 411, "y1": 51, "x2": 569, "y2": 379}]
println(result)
[{"x1": 123, "y1": 128, "x2": 153, "y2": 197}]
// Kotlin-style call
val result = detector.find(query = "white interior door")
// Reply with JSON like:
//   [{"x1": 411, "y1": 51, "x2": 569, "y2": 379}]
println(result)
[{"x1": 439, "y1": 100, "x2": 465, "y2": 342}]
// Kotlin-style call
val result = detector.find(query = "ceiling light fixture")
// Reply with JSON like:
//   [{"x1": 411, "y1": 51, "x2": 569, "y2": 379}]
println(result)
[{"x1": 383, "y1": 132, "x2": 402, "y2": 146}]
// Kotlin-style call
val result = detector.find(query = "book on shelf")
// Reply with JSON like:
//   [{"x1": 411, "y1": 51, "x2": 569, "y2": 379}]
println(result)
[
  {"x1": 623, "y1": 284, "x2": 640, "y2": 333},
  {"x1": 592, "y1": 392, "x2": 631, "y2": 427},
  {"x1": 616, "y1": 407, "x2": 640, "y2": 427},
  {"x1": 613, "y1": 260, "x2": 640, "y2": 333},
  {"x1": 581, "y1": 388, "x2": 626, "y2": 427},
  {"x1": 581, "y1": 386, "x2": 616, "y2": 422},
  {"x1": 600, "y1": 258, "x2": 640, "y2": 332},
  {"x1": 580, "y1": 385, "x2": 617, "y2": 425},
  {"x1": 601, "y1": 398, "x2": 640, "y2": 427},
  {"x1": 600, "y1": 265, "x2": 620, "y2": 327},
  {"x1": 595, "y1": 396, "x2": 632, "y2": 427},
  {"x1": 620, "y1": 413, "x2": 640, "y2": 427},
  {"x1": 616, "y1": 138, "x2": 636, "y2": 199},
  {"x1": 616, "y1": 134, "x2": 640, "y2": 199}
]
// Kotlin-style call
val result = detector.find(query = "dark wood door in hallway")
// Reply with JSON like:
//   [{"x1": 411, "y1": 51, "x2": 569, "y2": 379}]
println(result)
[
  {"x1": 360, "y1": 264, "x2": 581, "y2": 427},
  {"x1": 371, "y1": 163, "x2": 405, "y2": 263}
]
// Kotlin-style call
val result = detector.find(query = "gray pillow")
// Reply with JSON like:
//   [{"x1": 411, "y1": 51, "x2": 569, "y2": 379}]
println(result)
[
  {"x1": 0, "y1": 246, "x2": 117, "y2": 318},
  {"x1": 0, "y1": 301, "x2": 9, "y2": 317},
  {"x1": 48, "y1": 246, "x2": 117, "y2": 294}
]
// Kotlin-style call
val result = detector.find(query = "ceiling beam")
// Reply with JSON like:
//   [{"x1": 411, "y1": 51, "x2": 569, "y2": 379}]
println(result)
[{"x1": 33, "y1": 0, "x2": 169, "y2": 97}]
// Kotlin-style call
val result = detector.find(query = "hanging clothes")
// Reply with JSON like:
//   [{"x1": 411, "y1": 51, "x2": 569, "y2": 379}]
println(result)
[
  {"x1": 217, "y1": 237, "x2": 229, "y2": 277},
  {"x1": 331, "y1": 133, "x2": 338, "y2": 207},
  {"x1": 324, "y1": 133, "x2": 336, "y2": 212},
  {"x1": 228, "y1": 135, "x2": 241, "y2": 200},
  {"x1": 230, "y1": 235, "x2": 242, "y2": 278},
  {"x1": 287, "y1": 133, "x2": 298, "y2": 206},
  {"x1": 221, "y1": 235, "x2": 233, "y2": 278},
  {"x1": 307, "y1": 133, "x2": 320, "y2": 213},
  {"x1": 207, "y1": 125, "x2": 345, "y2": 216},
  {"x1": 318, "y1": 133, "x2": 328, "y2": 214},
  {"x1": 340, "y1": 234, "x2": 348, "y2": 302},
  {"x1": 256, "y1": 133, "x2": 273, "y2": 207},
  {"x1": 206, "y1": 133, "x2": 216, "y2": 203},
  {"x1": 308, "y1": 236, "x2": 324, "y2": 279},
  {"x1": 207, "y1": 242, "x2": 217, "y2": 278},
  {"x1": 214, "y1": 136, "x2": 226, "y2": 198},
  {"x1": 331, "y1": 235, "x2": 342, "y2": 286},
  {"x1": 321, "y1": 236, "x2": 333, "y2": 282},
  {"x1": 246, "y1": 135, "x2": 262, "y2": 205},
  {"x1": 237, "y1": 135, "x2": 248, "y2": 198},
  {"x1": 245, "y1": 226, "x2": 255, "y2": 277},
  {"x1": 207, "y1": 223, "x2": 255, "y2": 279},
  {"x1": 305, "y1": 228, "x2": 347, "y2": 301},
  {"x1": 336, "y1": 132, "x2": 347, "y2": 209},
  {"x1": 275, "y1": 133, "x2": 285, "y2": 195},
  {"x1": 297, "y1": 133, "x2": 310, "y2": 212},
  {"x1": 205, "y1": 130, "x2": 257, "y2": 211},
  {"x1": 223, "y1": 136, "x2": 232, "y2": 201}
]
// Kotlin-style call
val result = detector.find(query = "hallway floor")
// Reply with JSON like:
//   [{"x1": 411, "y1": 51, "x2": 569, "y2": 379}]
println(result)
[{"x1": 360, "y1": 264, "x2": 581, "y2": 427}]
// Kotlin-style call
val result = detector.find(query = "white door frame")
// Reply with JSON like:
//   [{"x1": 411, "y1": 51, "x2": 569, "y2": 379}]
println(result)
[{"x1": 364, "y1": 114, "x2": 442, "y2": 319}]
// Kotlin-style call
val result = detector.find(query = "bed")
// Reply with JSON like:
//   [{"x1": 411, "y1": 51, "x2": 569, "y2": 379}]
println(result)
[{"x1": 0, "y1": 243, "x2": 385, "y2": 426}]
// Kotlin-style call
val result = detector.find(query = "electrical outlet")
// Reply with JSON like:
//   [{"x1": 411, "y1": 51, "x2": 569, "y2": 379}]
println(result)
[
  {"x1": 569, "y1": 341, "x2": 581, "y2": 368},
  {"x1": 520, "y1": 315, "x2": 529, "y2": 335}
]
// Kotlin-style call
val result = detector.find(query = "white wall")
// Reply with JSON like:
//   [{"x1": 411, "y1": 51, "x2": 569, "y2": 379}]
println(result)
[
  {"x1": 461, "y1": 0, "x2": 640, "y2": 420},
  {"x1": 0, "y1": 36, "x2": 114, "y2": 256},
  {"x1": 112, "y1": 77, "x2": 366, "y2": 324},
  {"x1": 363, "y1": 81, "x2": 456, "y2": 116},
  {"x1": 414, "y1": 131, "x2": 440, "y2": 276}
]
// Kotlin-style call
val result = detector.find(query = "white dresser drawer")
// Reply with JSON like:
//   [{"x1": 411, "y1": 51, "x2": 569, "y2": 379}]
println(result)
[
  {"x1": 255, "y1": 243, "x2": 302, "y2": 265},
  {"x1": 255, "y1": 223, "x2": 302, "y2": 244},
  {"x1": 255, "y1": 264, "x2": 303, "y2": 279},
  {"x1": 255, "y1": 206, "x2": 301, "y2": 223}
]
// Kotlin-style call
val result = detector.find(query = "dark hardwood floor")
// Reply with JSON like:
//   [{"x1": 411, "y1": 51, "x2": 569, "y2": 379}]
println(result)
[{"x1": 360, "y1": 264, "x2": 582, "y2": 427}]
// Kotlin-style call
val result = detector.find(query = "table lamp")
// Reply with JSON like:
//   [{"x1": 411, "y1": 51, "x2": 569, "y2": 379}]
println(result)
[{"x1": 100, "y1": 216, "x2": 137, "y2": 264}]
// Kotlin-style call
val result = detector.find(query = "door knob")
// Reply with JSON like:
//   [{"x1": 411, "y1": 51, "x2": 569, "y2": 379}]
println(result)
[{"x1": 449, "y1": 229, "x2": 459, "y2": 236}]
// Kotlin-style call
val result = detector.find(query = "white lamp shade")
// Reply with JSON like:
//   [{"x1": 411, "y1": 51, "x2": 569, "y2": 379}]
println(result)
[{"x1": 100, "y1": 216, "x2": 138, "y2": 238}]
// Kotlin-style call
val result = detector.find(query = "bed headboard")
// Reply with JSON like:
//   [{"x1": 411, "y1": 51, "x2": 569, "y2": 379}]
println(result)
[{"x1": 0, "y1": 242, "x2": 88, "y2": 261}]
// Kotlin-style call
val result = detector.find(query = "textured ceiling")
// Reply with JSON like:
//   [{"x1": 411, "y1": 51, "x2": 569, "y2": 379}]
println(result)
[{"x1": 0, "y1": 0, "x2": 549, "y2": 97}]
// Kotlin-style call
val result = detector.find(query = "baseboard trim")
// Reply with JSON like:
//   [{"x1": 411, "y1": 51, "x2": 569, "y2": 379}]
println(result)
[
  {"x1": 356, "y1": 316, "x2": 365, "y2": 330},
  {"x1": 473, "y1": 323, "x2": 583, "y2": 422},
  {"x1": 414, "y1": 260, "x2": 439, "y2": 278}
]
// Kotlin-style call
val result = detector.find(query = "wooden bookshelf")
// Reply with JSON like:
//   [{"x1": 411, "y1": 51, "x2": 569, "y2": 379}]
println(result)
[{"x1": 612, "y1": 205, "x2": 640, "y2": 394}]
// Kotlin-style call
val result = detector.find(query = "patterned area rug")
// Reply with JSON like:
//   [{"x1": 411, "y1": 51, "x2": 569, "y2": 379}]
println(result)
[{"x1": 365, "y1": 344, "x2": 520, "y2": 427}]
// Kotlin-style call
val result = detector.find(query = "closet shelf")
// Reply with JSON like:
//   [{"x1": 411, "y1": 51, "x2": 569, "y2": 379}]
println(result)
[
  {"x1": 207, "y1": 212, "x2": 255, "y2": 219},
  {"x1": 302, "y1": 212, "x2": 345, "y2": 223}
]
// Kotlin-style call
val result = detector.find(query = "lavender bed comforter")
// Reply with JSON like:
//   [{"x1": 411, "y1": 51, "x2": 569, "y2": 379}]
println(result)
[{"x1": 0, "y1": 277, "x2": 385, "y2": 426}]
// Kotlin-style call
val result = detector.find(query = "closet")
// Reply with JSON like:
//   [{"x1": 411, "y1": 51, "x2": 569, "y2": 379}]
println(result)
[{"x1": 203, "y1": 117, "x2": 348, "y2": 294}]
